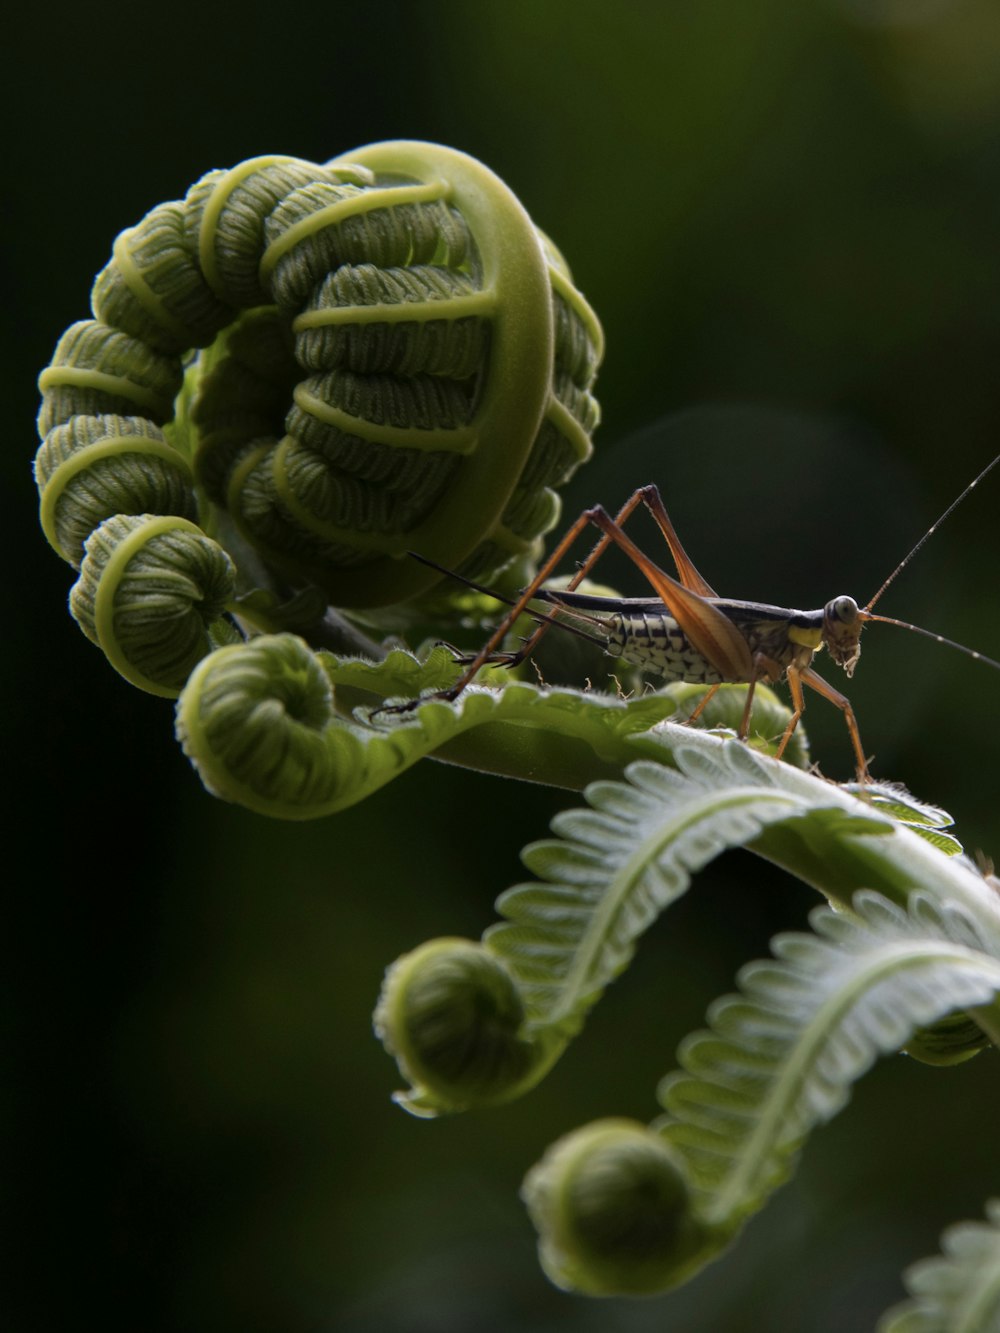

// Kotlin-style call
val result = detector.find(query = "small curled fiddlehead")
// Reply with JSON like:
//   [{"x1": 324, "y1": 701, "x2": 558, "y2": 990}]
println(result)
[
  {"x1": 374, "y1": 937, "x2": 559, "y2": 1116},
  {"x1": 90, "y1": 199, "x2": 234, "y2": 355},
  {"x1": 35, "y1": 413, "x2": 198, "y2": 566},
  {"x1": 175, "y1": 632, "x2": 354, "y2": 815},
  {"x1": 522, "y1": 1119, "x2": 712, "y2": 1296},
  {"x1": 35, "y1": 141, "x2": 602, "y2": 709},
  {"x1": 69, "y1": 514, "x2": 238, "y2": 697}
]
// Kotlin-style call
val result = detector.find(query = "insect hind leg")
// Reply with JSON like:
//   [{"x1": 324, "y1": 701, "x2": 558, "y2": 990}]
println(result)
[{"x1": 413, "y1": 489, "x2": 660, "y2": 703}]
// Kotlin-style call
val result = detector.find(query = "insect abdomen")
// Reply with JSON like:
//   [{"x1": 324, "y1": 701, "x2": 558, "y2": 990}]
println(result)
[{"x1": 607, "y1": 612, "x2": 726, "y2": 684}]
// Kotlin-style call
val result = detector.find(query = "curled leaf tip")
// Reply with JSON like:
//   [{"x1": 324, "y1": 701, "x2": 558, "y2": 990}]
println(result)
[
  {"x1": 175, "y1": 632, "x2": 357, "y2": 818},
  {"x1": 374, "y1": 937, "x2": 549, "y2": 1115},
  {"x1": 522, "y1": 1118, "x2": 710, "y2": 1296},
  {"x1": 69, "y1": 514, "x2": 237, "y2": 696}
]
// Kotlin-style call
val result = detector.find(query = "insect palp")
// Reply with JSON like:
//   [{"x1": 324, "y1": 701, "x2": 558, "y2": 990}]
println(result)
[{"x1": 821, "y1": 594, "x2": 864, "y2": 676}]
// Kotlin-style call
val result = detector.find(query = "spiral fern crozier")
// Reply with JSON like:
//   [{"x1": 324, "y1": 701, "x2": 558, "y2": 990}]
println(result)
[
  {"x1": 522, "y1": 1119, "x2": 711, "y2": 1296},
  {"x1": 35, "y1": 141, "x2": 603, "y2": 699},
  {"x1": 373, "y1": 937, "x2": 562, "y2": 1115}
]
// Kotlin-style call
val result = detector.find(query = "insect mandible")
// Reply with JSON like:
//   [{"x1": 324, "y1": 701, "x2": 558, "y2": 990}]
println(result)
[{"x1": 406, "y1": 456, "x2": 1000, "y2": 781}]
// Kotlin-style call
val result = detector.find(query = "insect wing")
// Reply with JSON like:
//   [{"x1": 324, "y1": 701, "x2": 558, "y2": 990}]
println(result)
[
  {"x1": 580, "y1": 507, "x2": 755, "y2": 681},
  {"x1": 650, "y1": 573, "x2": 756, "y2": 680},
  {"x1": 615, "y1": 534, "x2": 755, "y2": 679}
]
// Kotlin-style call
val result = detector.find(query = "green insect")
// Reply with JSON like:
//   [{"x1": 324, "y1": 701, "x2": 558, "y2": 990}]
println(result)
[{"x1": 408, "y1": 455, "x2": 999, "y2": 781}]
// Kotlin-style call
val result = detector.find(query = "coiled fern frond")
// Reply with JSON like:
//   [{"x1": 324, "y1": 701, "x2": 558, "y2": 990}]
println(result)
[
  {"x1": 371, "y1": 728, "x2": 999, "y2": 1300},
  {"x1": 35, "y1": 142, "x2": 602, "y2": 695},
  {"x1": 523, "y1": 888, "x2": 1000, "y2": 1297}
]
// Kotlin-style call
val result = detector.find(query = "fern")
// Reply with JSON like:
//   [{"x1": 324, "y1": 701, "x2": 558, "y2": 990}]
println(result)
[
  {"x1": 522, "y1": 887, "x2": 1000, "y2": 1296},
  {"x1": 180, "y1": 630, "x2": 999, "y2": 1308},
  {"x1": 657, "y1": 890, "x2": 1000, "y2": 1224},
  {"x1": 379, "y1": 729, "x2": 999, "y2": 1114},
  {"x1": 878, "y1": 1199, "x2": 1000, "y2": 1333},
  {"x1": 376, "y1": 722, "x2": 1000, "y2": 1300}
]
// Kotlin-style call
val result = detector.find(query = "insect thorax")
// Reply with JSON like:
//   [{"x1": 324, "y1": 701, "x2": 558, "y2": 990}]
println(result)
[{"x1": 606, "y1": 611, "x2": 727, "y2": 684}]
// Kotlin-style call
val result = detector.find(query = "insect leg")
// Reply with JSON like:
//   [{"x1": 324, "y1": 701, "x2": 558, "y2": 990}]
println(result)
[
  {"x1": 579, "y1": 507, "x2": 755, "y2": 680},
  {"x1": 634, "y1": 485, "x2": 719, "y2": 597},
  {"x1": 435, "y1": 488, "x2": 656, "y2": 700},
  {"x1": 774, "y1": 666, "x2": 807, "y2": 769},
  {"x1": 683, "y1": 683, "x2": 723, "y2": 726},
  {"x1": 737, "y1": 675, "x2": 761, "y2": 738},
  {"x1": 733, "y1": 650, "x2": 793, "y2": 741},
  {"x1": 455, "y1": 491, "x2": 753, "y2": 703},
  {"x1": 782, "y1": 666, "x2": 871, "y2": 782}
]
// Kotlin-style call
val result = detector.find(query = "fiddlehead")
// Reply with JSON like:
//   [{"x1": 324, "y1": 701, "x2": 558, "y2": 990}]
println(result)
[
  {"x1": 38, "y1": 320, "x2": 184, "y2": 439},
  {"x1": 35, "y1": 142, "x2": 602, "y2": 710},
  {"x1": 374, "y1": 938, "x2": 561, "y2": 1116},
  {"x1": 522, "y1": 1118, "x2": 713, "y2": 1296},
  {"x1": 70, "y1": 515, "x2": 238, "y2": 697}
]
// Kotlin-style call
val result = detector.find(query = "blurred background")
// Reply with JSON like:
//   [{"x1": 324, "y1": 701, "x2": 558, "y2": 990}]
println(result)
[{"x1": 5, "y1": 1, "x2": 1000, "y2": 1329}]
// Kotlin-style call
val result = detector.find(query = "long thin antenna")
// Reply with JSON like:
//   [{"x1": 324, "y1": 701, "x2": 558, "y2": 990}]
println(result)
[
  {"x1": 407, "y1": 551, "x2": 608, "y2": 649},
  {"x1": 865, "y1": 453, "x2": 999, "y2": 611},
  {"x1": 860, "y1": 611, "x2": 1000, "y2": 672}
]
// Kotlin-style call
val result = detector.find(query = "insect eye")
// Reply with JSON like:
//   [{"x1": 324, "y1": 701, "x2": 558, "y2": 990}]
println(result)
[{"x1": 829, "y1": 596, "x2": 859, "y2": 623}]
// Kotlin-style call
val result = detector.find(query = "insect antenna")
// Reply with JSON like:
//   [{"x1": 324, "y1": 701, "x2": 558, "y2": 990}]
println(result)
[
  {"x1": 865, "y1": 453, "x2": 999, "y2": 612},
  {"x1": 858, "y1": 611, "x2": 1000, "y2": 672},
  {"x1": 407, "y1": 551, "x2": 609, "y2": 649}
]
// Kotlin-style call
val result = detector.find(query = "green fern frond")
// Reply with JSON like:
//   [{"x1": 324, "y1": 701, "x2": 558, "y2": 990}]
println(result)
[
  {"x1": 523, "y1": 891, "x2": 1000, "y2": 1296},
  {"x1": 878, "y1": 1198, "x2": 1000, "y2": 1333},
  {"x1": 176, "y1": 638, "x2": 688, "y2": 818},
  {"x1": 656, "y1": 890, "x2": 1000, "y2": 1227},
  {"x1": 484, "y1": 735, "x2": 994, "y2": 1043},
  {"x1": 381, "y1": 721, "x2": 998, "y2": 1115},
  {"x1": 486, "y1": 738, "x2": 876, "y2": 1035}
]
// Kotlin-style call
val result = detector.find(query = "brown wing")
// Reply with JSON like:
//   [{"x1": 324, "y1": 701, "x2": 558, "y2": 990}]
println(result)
[{"x1": 588, "y1": 508, "x2": 754, "y2": 680}]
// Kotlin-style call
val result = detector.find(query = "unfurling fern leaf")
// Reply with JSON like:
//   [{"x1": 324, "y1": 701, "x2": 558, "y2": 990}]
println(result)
[
  {"x1": 524, "y1": 890, "x2": 1000, "y2": 1296},
  {"x1": 176, "y1": 641, "x2": 691, "y2": 820},
  {"x1": 379, "y1": 728, "x2": 998, "y2": 1114}
]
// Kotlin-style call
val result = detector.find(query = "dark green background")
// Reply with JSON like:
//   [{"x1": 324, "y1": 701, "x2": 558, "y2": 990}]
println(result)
[{"x1": 6, "y1": 2, "x2": 999, "y2": 1329}]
